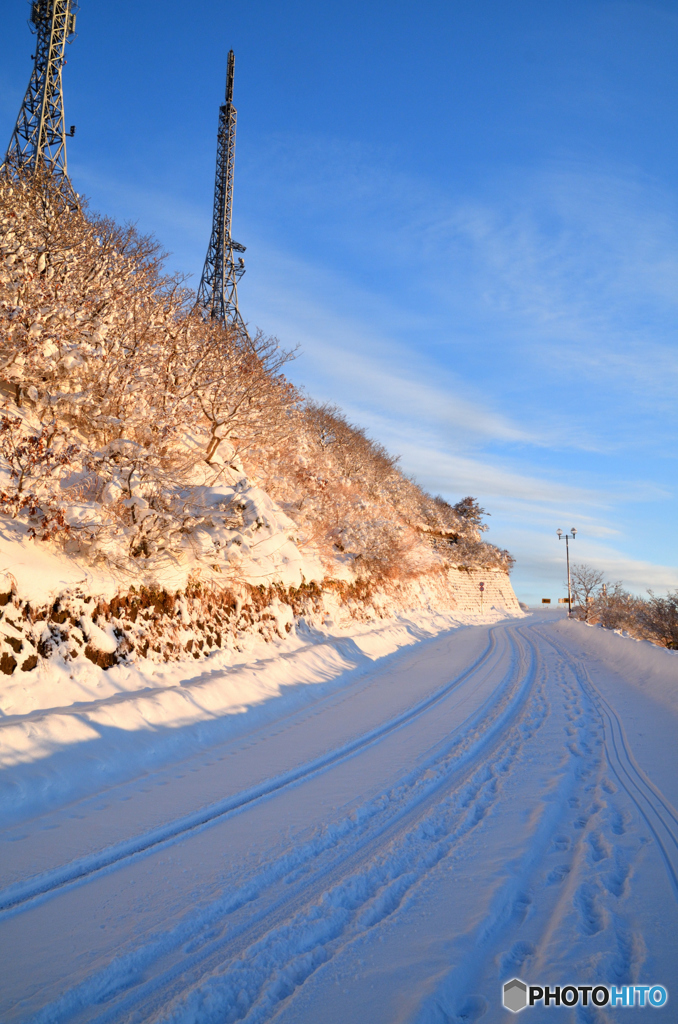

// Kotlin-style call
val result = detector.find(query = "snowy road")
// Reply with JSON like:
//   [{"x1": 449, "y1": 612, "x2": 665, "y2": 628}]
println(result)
[{"x1": 1, "y1": 613, "x2": 677, "y2": 1023}]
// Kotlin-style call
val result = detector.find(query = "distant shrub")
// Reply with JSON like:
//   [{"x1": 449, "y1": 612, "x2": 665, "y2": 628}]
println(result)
[
  {"x1": 570, "y1": 564, "x2": 678, "y2": 650},
  {"x1": 637, "y1": 592, "x2": 678, "y2": 650}
]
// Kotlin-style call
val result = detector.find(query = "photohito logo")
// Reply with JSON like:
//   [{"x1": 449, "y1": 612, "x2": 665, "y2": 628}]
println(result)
[{"x1": 502, "y1": 979, "x2": 668, "y2": 1012}]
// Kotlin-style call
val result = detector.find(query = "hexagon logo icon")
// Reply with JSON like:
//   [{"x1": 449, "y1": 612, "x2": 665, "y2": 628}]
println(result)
[{"x1": 503, "y1": 978, "x2": 528, "y2": 1013}]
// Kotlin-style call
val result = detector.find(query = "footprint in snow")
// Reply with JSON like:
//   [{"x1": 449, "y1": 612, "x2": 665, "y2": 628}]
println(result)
[
  {"x1": 609, "y1": 808, "x2": 627, "y2": 836},
  {"x1": 604, "y1": 851, "x2": 631, "y2": 898},
  {"x1": 610, "y1": 918, "x2": 645, "y2": 982},
  {"x1": 512, "y1": 891, "x2": 532, "y2": 922},
  {"x1": 547, "y1": 864, "x2": 571, "y2": 884},
  {"x1": 587, "y1": 831, "x2": 611, "y2": 863},
  {"x1": 499, "y1": 939, "x2": 536, "y2": 972},
  {"x1": 575, "y1": 882, "x2": 605, "y2": 935}
]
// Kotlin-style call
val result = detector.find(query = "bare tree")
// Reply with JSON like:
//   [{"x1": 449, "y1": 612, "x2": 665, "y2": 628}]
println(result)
[
  {"x1": 594, "y1": 581, "x2": 640, "y2": 632},
  {"x1": 569, "y1": 563, "x2": 605, "y2": 621},
  {"x1": 638, "y1": 591, "x2": 678, "y2": 649}
]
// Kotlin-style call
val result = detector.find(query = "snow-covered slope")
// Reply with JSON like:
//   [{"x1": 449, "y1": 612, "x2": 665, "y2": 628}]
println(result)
[
  {"x1": 0, "y1": 471, "x2": 325, "y2": 603},
  {"x1": 0, "y1": 169, "x2": 518, "y2": 684}
]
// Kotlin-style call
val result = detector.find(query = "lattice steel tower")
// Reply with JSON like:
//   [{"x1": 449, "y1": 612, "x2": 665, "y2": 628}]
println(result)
[
  {"x1": 197, "y1": 50, "x2": 248, "y2": 332},
  {"x1": 2, "y1": 0, "x2": 78, "y2": 180}
]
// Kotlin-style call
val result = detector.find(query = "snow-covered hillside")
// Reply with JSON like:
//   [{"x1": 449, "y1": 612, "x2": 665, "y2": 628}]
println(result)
[{"x1": 0, "y1": 169, "x2": 519, "y2": 677}]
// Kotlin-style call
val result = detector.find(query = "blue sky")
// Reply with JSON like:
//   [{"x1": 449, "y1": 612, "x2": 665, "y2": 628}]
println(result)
[{"x1": 2, "y1": 0, "x2": 677, "y2": 604}]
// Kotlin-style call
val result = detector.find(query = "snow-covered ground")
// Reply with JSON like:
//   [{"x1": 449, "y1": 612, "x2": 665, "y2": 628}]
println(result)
[{"x1": 1, "y1": 610, "x2": 677, "y2": 1022}]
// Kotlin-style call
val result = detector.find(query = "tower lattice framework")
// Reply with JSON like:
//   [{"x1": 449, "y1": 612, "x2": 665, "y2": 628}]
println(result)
[
  {"x1": 2, "y1": 0, "x2": 78, "y2": 180},
  {"x1": 197, "y1": 50, "x2": 248, "y2": 333}
]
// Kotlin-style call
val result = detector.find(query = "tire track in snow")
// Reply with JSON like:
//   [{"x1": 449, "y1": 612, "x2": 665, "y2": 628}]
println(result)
[
  {"x1": 49, "y1": 627, "x2": 543, "y2": 1024},
  {"x1": 0, "y1": 630, "x2": 508, "y2": 918},
  {"x1": 407, "y1": 626, "x2": 668, "y2": 1024},
  {"x1": 409, "y1": 625, "x2": 642, "y2": 1024},
  {"x1": 538, "y1": 628, "x2": 678, "y2": 900}
]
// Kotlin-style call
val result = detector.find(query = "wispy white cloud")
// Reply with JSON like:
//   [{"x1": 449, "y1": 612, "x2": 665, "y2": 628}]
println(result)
[
  {"x1": 244, "y1": 237, "x2": 636, "y2": 456},
  {"x1": 421, "y1": 167, "x2": 678, "y2": 407},
  {"x1": 241, "y1": 137, "x2": 678, "y2": 426}
]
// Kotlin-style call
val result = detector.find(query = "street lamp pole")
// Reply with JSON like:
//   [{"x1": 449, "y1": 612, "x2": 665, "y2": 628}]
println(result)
[{"x1": 557, "y1": 528, "x2": 577, "y2": 614}]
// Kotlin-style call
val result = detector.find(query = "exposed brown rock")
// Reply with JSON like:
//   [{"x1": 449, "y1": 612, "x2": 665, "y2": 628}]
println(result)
[
  {"x1": 83, "y1": 645, "x2": 118, "y2": 670},
  {"x1": 0, "y1": 652, "x2": 17, "y2": 674}
]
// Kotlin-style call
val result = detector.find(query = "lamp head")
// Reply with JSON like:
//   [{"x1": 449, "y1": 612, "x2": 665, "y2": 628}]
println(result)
[
  {"x1": 571, "y1": 528, "x2": 577, "y2": 537},
  {"x1": 557, "y1": 529, "x2": 562, "y2": 537}
]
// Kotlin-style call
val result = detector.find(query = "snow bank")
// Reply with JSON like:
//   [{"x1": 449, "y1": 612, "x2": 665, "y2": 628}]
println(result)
[
  {"x1": 553, "y1": 617, "x2": 678, "y2": 715},
  {"x1": 0, "y1": 604, "x2": 516, "y2": 825}
]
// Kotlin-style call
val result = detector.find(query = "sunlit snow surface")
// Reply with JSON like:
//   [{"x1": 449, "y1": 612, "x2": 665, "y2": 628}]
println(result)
[{"x1": 1, "y1": 612, "x2": 677, "y2": 1023}]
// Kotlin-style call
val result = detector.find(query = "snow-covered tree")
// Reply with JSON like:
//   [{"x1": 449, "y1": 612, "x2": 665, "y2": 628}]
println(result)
[{"x1": 0, "y1": 168, "x2": 513, "y2": 590}]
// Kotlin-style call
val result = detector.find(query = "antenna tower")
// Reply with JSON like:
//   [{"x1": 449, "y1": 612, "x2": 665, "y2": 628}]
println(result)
[
  {"x1": 197, "y1": 50, "x2": 248, "y2": 333},
  {"x1": 2, "y1": 0, "x2": 78, "y2": 181}
]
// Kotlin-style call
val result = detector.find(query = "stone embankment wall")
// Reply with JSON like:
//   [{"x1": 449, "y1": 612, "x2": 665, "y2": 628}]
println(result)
[
  {"x1": 0, "y1": 567, "x2": 521, "y2": 675},
  {"x1": 444, "y1": 568, "x2": 521, "y2": 615},
  {"x1": 335, "y1": 566, "x2": 521, "y2": 624}
]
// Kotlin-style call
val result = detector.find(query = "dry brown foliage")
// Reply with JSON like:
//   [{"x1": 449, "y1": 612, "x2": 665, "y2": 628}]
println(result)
[{"x1": 0, "y1": 168, "x2": 513, "y2": 588}]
